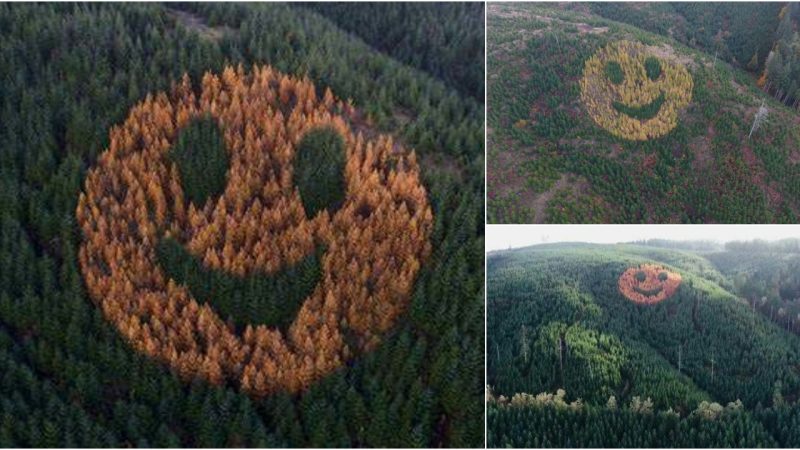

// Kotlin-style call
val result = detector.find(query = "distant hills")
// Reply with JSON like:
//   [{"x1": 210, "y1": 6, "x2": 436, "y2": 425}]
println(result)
[{"x1": 488, "y1": 241, "x2": 800, "y2": 447}]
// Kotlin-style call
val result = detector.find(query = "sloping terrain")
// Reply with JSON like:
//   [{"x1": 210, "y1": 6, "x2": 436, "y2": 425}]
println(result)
[
  {"x1": 487, "y1": 242, "x2": 800, "y2": 447},
  {"x1": 295, "y1": 2, "x2": 485, "y2": 101},
  {"x1": 0, "y1": 3, "x2": 483, "y2": 447},
  {"x1": 487, "y1": 3, "x2": 800, "y2": 223}
]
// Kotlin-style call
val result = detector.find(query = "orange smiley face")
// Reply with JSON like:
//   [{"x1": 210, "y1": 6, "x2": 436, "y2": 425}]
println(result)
[
  {"x1": 76, "y1": 65, "x2": 433, "y2": 396},
  {"x1": 618, "y1": 264, "x2": 682, "y2": 304}
]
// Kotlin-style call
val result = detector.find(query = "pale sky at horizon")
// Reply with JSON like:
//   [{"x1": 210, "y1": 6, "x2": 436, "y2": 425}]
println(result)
[{"x1": 486, "y1": 225, "x2": 800, "y2": 252}]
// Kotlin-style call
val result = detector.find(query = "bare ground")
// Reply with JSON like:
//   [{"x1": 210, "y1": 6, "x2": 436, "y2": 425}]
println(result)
[
  {"x1": 167, "y1": 8, "x2": 230, "y2": 41},
  {"x1": 576, "y1": 23, "x2": 608, "y2": 34},
  {"x1": 741, "y1": 143, "x2": 783, "y2": 207},
  {"x1": 530, "y1": 175, "x2": 572, "y2": 223},
  {"x1": 690, "y1": 124, "x2": 715, "y2": 171},
  {"x1": 645, "y1": 43, "x2": 696, "y2": 68}
]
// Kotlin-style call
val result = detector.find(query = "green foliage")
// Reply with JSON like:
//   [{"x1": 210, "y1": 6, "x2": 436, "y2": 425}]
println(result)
[
  {"x1": 488, "y1": 242, "x2": 800, "y2": 446},
  {"x1": 605, "y1": 61, "x2": 624, "y2": 84},
  {"x1": 706, "y1": 240, "x2": 800, "y2": 335},
  {"x1": 0, "y1": 2, "x2": 483, "y2": 447},
  {"x1": 583, "y1": 2, "x2": 800, "y2": 108},
  {"x1": 157, "y1": 237, "x2": 322, "y2": 332},
  {"x1": 169, "y1": 115, "x2": 229, "y2": 206},
  {"x1": 489, "y1": 400, "x2": 785, "y2": 448},
  {"x1": 296, "y1": 2, "x2": 485, "y2": 101},
  {"x1": 519, "y1": 153, "x2": 561, "y2": 193},
  {"x1": 543, "y1": 188, "x2": 612, "y2": 224},
  {"x1": 613, "y1": 93, "x2": 665, "y2": 120},
  {"x1": 644, "y1": 56, "x2": 661, "y2": 80},
  {"x1": 584, "y1": 2, "x2": 782, "y2": 74},
  {"x1": 488, "y1": 3, "x2": 800, "y2": 224},
  {"x1": 294, "y1": 127, "x2": 346, "y2": 218},
  {"x1": 486, "y1": 192, "x2": 536, "y2": 224},
  {"x1": 534, "y1": 110, "x2": 578, "y2": 139}
]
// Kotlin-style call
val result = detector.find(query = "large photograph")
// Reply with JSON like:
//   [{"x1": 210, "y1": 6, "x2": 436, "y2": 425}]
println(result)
[
  {"x1": 487, "y1": 2, "x2": 800, "y2": 224},
  {"x1": 0, "y1": 2, "x2": 484, "y2": 447},
  {"x1": 488, "y1": 225, "x2": 800, "y2": 448}
]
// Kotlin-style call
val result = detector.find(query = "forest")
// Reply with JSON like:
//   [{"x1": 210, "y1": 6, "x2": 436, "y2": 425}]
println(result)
[
  {"x1": 487, "y1": 240, "x2": 800, "y2": 447},
  {"x1": 582, "y1": 2, "x2": 800, "y2": 109},
  {"x1": 487, "y1": 2, "x2": 800, "y2": 224},
  {"x1": 0, "y1": 3, "x2": 484, "y2": 447}
]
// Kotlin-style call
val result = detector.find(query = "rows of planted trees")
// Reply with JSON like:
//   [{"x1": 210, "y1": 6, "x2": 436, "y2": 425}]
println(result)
[
  {"x1": 0, "y1": 3, "x2": 484, "y2": 446},
  {"x1": 487, "y1": 242, "x2": 800, "y2": 447}
]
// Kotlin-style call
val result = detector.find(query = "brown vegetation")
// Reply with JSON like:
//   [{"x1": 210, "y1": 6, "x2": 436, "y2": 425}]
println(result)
[
  {"x1": 618, "y1": 264, "x2": 682, "y2": 304},
  {"x1": 76, "y1": 65, "x2": 433, "y2": 396}
]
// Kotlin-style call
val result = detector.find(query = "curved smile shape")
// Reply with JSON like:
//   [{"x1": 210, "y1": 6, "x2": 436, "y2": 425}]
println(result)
[
  {"x1": 632, "y1": 285, "x2": 664, "y2": 297},
  {"x1": 613, "y1": 92, "x2": 665, "y2": 121}
]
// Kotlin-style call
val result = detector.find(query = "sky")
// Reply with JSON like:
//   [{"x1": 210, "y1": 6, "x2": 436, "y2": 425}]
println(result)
[{"x1": 486, "y1": 224, "x2": 800, "y2": 252}]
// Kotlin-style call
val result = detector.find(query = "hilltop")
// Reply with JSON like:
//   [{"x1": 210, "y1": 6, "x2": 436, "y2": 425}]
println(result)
[{"x1": 487, "y1": 3, "x2": 800, "y2": 224}]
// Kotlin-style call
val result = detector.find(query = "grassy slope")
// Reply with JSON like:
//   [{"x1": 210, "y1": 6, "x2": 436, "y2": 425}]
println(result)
[{"x1": 487, "y1": 2, "x2": 800, "y2": 224}]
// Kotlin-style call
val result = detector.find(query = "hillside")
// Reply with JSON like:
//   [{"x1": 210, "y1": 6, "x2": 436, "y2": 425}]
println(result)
[
  {"x1": 571, "y1": 3, "x2": 782, "y2": 77},
  {"x1": 572, "y1": 2, "x2": 800, "y2": 110},
  {"x1": 487, "y1": 3, "x2": 800, "y2": 224},
  {"x1": 487, "y1": 242, "x2": 800, "y2": 447},
  {"x1": 0, "y1": 3, "x2": 484, "y2": 447},
  {"x1": 295, "y1": 2, "x2": 485, "y2": 101}
]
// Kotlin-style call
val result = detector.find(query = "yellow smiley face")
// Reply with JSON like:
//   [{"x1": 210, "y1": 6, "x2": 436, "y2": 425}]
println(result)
[{"x1": 580, "y1": 41, "x2": 693, "y2": 141}]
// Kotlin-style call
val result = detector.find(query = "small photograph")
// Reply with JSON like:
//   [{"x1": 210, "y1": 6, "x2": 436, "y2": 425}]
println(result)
[
  {"x1": 487, "y1": 224, "x2": 800, "y2": 448},
  {"x1": 0, "y1": 2, "x2": 484, "y2": 447},
  {"x1": 486, "y1": 2, "x2": 800, "y2": 224}
]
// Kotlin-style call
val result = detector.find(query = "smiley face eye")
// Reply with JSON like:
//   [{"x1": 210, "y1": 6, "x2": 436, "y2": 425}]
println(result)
[
  {"x1": 635, "y1": 270, "x2": 646, "y2": 282},
  {"x1": 295, "y1": 127, "x2": 347, "y2": 218},
  {"x1": 169, "y1": 114, "x2": 229, "y2": 207},
  {"x1": 645, "y1": 56, "x2": 662, "y2": 81},
  {"x1": 658, "y1": 272, "x2": 669, "y2": 281},
  {"x1": 605, "y1": 61, "x2": 624, "y2": 85}
]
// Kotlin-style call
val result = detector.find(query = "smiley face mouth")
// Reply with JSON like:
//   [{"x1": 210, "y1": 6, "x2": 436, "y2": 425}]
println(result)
[
  {"x1": 632, "y1": 284, "x2": 664, "y2": 297},
  {"x1": 157, "y1": 237, "x2": 323, "y2": 334},
  {"x1": 613, "y1": 92, "x2": 665, "y2": 121}
]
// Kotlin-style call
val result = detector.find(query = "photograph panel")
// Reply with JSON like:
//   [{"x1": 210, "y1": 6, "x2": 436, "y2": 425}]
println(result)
[
  {"x1": 0, "y1": 2, "x2": 484, "y2": 447},
  {"x1": 486, "y1": 2, "x2": 800, "y2": 224},
  {"x1": 487, "y1": 225, "x2": 800, "y2": 448}
]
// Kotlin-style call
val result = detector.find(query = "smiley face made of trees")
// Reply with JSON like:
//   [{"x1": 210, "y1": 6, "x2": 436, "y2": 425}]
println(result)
[
  {"x1": 580, "y1": 40, "x2": 693, "y2": 141},
  {"x1": 76, "y1": 65, "x2": 433, "y2": 396},
  {"x1": 618, "y1": 264, "x2": 682, "y2": 304}
]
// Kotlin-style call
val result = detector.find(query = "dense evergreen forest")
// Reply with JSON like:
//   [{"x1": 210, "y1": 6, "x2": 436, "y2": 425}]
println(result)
[
  {"x1": 0, "y1": 3, "x2": 484, "y2": 447},
  {"x1": 296, "y1": 2, "x2": 485, "y2": 101},
  {"x1": 487, "y1": 241, "x2": 800, "y2": 447},
  {"x1": 487, "y1": 3, "x2": 800, "y2": 224}
]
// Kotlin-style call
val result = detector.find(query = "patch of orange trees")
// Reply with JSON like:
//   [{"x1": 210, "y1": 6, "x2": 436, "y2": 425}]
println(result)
[
  {"x1": 76, "y1": 65, "x2": 433, "y2": 396},
  {"x1": 618, "y1": 264, "x2": 682, "y2": 304}
]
